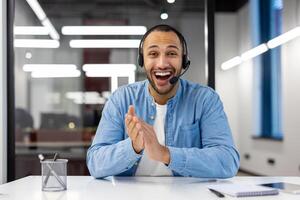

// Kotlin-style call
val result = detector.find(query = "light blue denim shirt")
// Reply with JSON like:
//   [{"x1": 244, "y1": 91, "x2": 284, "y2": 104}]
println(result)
[{"x1": 87, "y1": 79, "x2": 240, "y2": 178}]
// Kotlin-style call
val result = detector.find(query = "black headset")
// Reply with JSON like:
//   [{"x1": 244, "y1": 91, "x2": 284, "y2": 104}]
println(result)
[{"x1": 137, "y1": 24, "x2": 190, "y2": 70}]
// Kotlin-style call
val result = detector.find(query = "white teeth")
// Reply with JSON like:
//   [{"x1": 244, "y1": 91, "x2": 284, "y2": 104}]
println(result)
[{"x1": 155, "y1": 71, "x2": 171, "y2": 76}]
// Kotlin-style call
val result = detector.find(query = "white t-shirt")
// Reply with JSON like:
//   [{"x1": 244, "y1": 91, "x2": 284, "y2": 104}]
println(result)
[{"x1": 135, "y1": 103, "x2": 173, "y2": 176}]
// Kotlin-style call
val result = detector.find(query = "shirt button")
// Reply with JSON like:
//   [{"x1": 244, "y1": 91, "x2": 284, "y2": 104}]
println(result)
[
  {"x1": 150, "y1": 116, "x2": 154, "y2": 120},
  {"x1": 151, "y1": 103, "x2": 155, "y2": 106},
  {"x1": 134, "y1": 162, "x2": 138, "y2": 166}
]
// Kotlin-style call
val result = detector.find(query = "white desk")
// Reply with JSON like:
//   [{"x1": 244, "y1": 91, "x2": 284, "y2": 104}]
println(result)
[{"x1": 1, "y1": 176, "x2": 300, "y2": 200}]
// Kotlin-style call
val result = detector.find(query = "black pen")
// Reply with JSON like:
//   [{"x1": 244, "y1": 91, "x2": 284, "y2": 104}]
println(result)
[{"x1": 209, "y1": 188, "x2": 225, "y2": 198}]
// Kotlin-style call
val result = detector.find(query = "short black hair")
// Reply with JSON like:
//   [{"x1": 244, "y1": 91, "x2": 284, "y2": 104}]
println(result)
[{"x1": 138, "y1": 24, "x2": 187, "y2": 55}]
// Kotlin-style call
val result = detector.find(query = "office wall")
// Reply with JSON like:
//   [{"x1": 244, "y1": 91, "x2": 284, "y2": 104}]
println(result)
[
  {"x1": 0, "y1": 0, "x2": 7, "y2": 184},
  {"x1": 216, "y1": 0, "x2": 300, "y2": 175}
]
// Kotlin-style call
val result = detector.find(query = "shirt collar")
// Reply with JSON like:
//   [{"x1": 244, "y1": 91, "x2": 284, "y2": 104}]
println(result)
[{"x1": 144, "y1": 79, "x2": 183, "y2": 105}]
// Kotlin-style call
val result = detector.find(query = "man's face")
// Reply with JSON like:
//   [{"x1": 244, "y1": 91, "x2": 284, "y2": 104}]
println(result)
[{"x1": 142, "y1": 31, "x2": 183, "y2": 95}]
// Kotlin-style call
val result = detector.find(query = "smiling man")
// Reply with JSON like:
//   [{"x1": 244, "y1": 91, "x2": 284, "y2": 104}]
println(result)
[{"x1": 87, "y1": 24, "x2": 240, "y2": 178}]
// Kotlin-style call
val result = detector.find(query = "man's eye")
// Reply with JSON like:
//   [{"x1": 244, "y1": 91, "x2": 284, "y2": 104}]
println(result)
[
  {"x1": 168, "y1": 52, "x2": 178, "y2": 56},
  {"x1": 148, "y1": 52, "x2": 158, "y2": 56}
]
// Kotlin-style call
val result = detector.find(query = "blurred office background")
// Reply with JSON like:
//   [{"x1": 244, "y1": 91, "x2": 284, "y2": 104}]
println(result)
[{"x1": 1, "y1": 0, "x2": 300, "y2": 182}]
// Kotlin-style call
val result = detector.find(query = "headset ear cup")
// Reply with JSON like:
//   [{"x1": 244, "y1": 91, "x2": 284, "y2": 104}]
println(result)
[
  {"x1": 182, "y1": 55, "x2": 186, "y2": 69},
  {"x1": 138, "y1": 54, "x2": 144, "y2": 67},
  {"x1": 182, "y1": 55, "x2": 190, "y2": 69}
]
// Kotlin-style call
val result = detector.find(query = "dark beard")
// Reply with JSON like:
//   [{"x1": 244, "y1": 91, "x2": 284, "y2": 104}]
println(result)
[{"x1": 146, "y1": 73, "x2": 176, "y2": 95}]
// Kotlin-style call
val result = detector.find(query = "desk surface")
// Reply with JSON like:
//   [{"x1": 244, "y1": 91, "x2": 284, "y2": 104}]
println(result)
[{"x1": 1, "y1": 176, "x2": 300, "y2": 200}]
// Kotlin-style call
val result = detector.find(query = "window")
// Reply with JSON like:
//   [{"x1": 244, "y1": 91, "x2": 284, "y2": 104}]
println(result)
[{"x1": 252, "y1": 0, "x2": 283, "y2": 139}]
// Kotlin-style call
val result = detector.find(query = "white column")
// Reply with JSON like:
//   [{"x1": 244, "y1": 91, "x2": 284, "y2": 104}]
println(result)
[
  {"x1": 111, "y1": 76, "x2": 118, "y2": 93},
  {"x1": 0, "y1": 0, "x2": 7, "y2": 184}
]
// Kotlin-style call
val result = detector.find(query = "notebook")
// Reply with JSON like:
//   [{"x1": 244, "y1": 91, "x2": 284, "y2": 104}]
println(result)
[{"x1": 207, "y1": 183, "x2": 279, "y2": 197}]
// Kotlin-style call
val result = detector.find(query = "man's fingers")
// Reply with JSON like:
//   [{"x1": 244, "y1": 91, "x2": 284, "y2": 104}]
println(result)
[
  {"x1": 128, "y1": 105, "x2": 135, "y2": 116},
  {"x1": 127, "y1": 116, "x2": 140, "y2": 138},
  {"x1": 131, "y1": 122, "x2": 142, "y2": 140},
  {"x1": 140, "y1": 121, "x2": 154, "y2": 135},
  {"x1": 125, "y1": 114, "x2": 132, "y2": 125},
  {"x1": 125, "y1": 114, "x2": 133, "y2": 132}
]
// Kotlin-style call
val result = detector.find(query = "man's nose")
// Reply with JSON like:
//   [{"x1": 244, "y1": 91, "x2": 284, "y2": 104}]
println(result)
[{"x1": 157, "y1": 55, "x2": 169, "y2": 69}]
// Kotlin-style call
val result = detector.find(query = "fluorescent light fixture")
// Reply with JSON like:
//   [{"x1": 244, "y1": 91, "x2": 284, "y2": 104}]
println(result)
[
  {"x1": 101, "y1": 91, "x2": 111, "y2": 99},
  {"x1": 73, "y1": 97, "x2": 106, "y2": 104},
  {"x1": 14, "y1": 26, "x2": 49, "y2": 35},
  {"x1": 267, "y1": 27, "x2": 300, "y2": 49},
  {"x1": 31, "y1": 69, "x2": 81, "y2": 78},
  {"x1": 82, "y1": 64, "x2": 136, "y2": 72},
  {"x1": 26, "y1": 0, "x2": 60, "y2": 40},
  {"x1": 14, "y1": 39, "x2": 60, "y2": 48},
  {"x1": 26, "y1": 0, "x2": 46, "y2": 21},
  {"x1": 167, "y1": 0, "x2": 175, "y2": 3},
  {"x1": 84, "y1": 64, "x2": 136, "y2": 79},
  {"x1": 160, "y1": 12, "x2": 168, "y2": 20},
  {"x1": 83, "y1": 64, "x2": 136, "y2": 92},
  {"x1": 84, "y1": 70, "x2": 135, "y2": 77},
  {"x1": 241, "y1": 44, "x2": 268, "y2": 61},
  {"x1": 62, "y1": 26, "x2": 147, "y2": 35},
  {"x1": 221, "y1": 56, "x2": 242, "y2": 70},
  {"x1": 70, "y1": 39, "x2": 140, "y2": 48},
  {"x1": 23, "y1": 64, "x2": 77, "y2": 72},
  {"x1": 42, "y1": 18, "x2": 60, "y2": 40},
  {"x1": 65, "y1": 91, "x2": 106, "y2": 104},
  {"x1": 66, "y1": 91, "x2": 99, "y2": 99},
  {"x1": 221, "y1": 26, "x2": 300, "y2": 70}
]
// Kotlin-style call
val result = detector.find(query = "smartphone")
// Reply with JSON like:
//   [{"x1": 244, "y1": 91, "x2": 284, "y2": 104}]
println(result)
[{"x1": 260, "y1": 182, "x2": 300, "y2": 194}]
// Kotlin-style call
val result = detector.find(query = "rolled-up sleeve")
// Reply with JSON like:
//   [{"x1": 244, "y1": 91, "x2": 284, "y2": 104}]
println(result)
[{"x1": 86, "y1": 94, "x2": 141, "y2": 178}]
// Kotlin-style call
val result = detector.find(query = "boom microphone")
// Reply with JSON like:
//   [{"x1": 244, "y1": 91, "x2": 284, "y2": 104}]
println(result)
[{"x1": 169, "y1": 63, "x2": 190, "y2": 85}]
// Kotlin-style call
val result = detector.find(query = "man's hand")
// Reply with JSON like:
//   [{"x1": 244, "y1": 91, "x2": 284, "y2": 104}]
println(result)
[
  {"x1": 139, "y1": 120, "x2": 170, "y2": 165},
  {"x1": 125, "y1": 106, "x2": 144, "y2": 153}
]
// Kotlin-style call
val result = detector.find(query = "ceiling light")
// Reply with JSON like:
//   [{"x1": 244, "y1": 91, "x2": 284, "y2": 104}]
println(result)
[
  {"x1": 26, "y1": 0, "x2": 46, "y2": 21},
  {"x1": 221, "y1": 56, "x2": 242, "y2": 70},
  {"x1": 14, "y1": 39, "x2": 60, "y2": 48},
  {"x1": 83, "y1": 64, "x2": 136, "y2": 78},
  {"x1": 66, "y1": 91, "x2": 106, "y2": 105},
  {"x1": 221, "y1": 26, "x2": 300, "y2": 70},
  {"x1": 167, "y1": 0, "x2": 175, "y2": 3},
  {"x1": 73, "y1": 97, "x2": 106, "y2": 105},
  {"x1": 160, "y1": 12, "x2": 168, "y2": 20},
  {"x1": 14, "y1": 26, "x2": 49, "y2": 35},
  {"x1": 62, "y1": 26, "x2": 147, "y2": 35},
  {"x1": 83, "y1": 64, "x2": 136, "y2": 92},
  {"x1": 82, "y1": 64, "x2": 136, "y2": 72},
  {"x1": 101, "y1": 91, "x2": 111, "y2": 99},
  {"x1": 26, "y1": 0, "x2": 60, "y2": 40},
  {"x1": 25, "y1": 52, "x2": 32, "y2": 59},
  {"x1": 69, "y1": 39, "x2": 140, "y2": 48},
  {"x1": 23, "y1": 64, "x2": 77, "y2": 72},
  {"x1": 241, "y1": 44, "x2": 268, "y2": 61},
  {"x1": 267, "y1": 27, "x2": 300, "y2": 49},
  {"x1": 41, "y1": 18, "x2": 60, "y2": 40},
  {"x1": 31, "y1": 69, "x2": 81, "y2": 78},
  {"x1": 66, "y1": 91, "x2": 100, "y2": 99}
]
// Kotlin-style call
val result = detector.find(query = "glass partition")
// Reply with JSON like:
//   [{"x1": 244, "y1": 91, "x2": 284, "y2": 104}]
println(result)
[{"x1": 13, "y1": 0, "x2": 206, "y2": 178}]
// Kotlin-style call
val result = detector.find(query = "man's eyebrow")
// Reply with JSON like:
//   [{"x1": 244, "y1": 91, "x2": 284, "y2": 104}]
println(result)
[
  {"x1": 167, "y1": 45, "x2": 180, "y2": 50},
  {"x1": 146, "y1": 44, "x2": 180, "y2": 50},
  {"x1": 146, "y1": 45, "x2": 159, "y2": 50}
]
